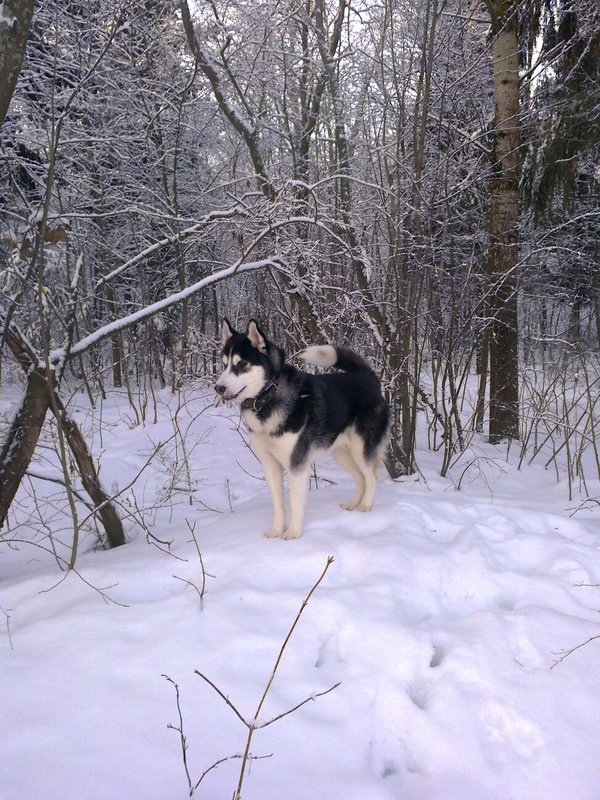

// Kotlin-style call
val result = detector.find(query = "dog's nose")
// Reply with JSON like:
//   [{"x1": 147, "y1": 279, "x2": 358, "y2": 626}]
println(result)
[{"x1": 215, "y1": 383, "x2": 226, "y2": 395}]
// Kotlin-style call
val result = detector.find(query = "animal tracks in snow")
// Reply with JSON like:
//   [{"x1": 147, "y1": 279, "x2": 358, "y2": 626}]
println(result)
[
  {"x1": 406, "y1": 679, "x2": 430, "y2": 711},
  {"x1": 482, "y1": 701, "x2": 545, "y2": 762},
  {"x1": 323, "y1": 494, "x2": 599, "y2": 788},
  {"x1": 407, "y1": 642, "x2": 447, "y2": 711},
  {"x1": 428, "y1": 642, "x2": 446, "y2": 668}
]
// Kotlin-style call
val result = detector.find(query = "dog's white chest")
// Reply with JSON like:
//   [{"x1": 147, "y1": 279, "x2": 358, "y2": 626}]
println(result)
[
  {"x1": 267, "y1": 431, "x2": 301, "y2": 466},
  {"x1": 254, "y1": 431, "x2": 300, "y2": 469},
  {"x1": 242, "y1": 407, "x2": 283, "y2": 437}
]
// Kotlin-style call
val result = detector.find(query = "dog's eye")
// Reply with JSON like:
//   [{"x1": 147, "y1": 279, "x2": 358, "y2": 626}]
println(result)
[{"x1": 237, "y1": 359, "x2": 248, "y2": 370}]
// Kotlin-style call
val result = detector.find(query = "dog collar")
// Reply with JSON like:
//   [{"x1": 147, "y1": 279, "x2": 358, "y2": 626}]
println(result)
[{"x1": 241, "y1": 382, "x2": 278, "y2": 412}]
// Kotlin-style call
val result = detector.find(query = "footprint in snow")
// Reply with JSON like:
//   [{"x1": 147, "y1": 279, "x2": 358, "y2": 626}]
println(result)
[
  {"x1": 482, "y1": 701, "x2": 544, "y2": 760},
  {"x1": 406, "y1": 680, "x2": 429, "y2": 710},
  {"x1": 429, "y1": 642, "x2": 445, "y2": 668}
]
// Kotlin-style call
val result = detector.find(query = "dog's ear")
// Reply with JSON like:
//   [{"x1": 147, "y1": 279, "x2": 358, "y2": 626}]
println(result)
[
  {"x1": 246, "y1": 320, "x2": 267, "y2": 352},
  {"x1": 221, "y1": 318, "x2": 235, "y2": 346}
]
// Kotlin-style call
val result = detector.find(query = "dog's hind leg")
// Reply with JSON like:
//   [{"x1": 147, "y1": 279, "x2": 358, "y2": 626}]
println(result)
[
  {"x1": 333, "y1": 446, "x2": 366, "y2": 511},
  {"x1": 281, "y1": 466, "x2": 309, "y2": 539},
  {"x1": 256, "y1": 447, "x2": 286, "y2": 538},
  {"x1": 346, "y1": 436, "x2": 381, "y2": 512},
  {"x1": 354, "y1": 459, "x2": 378, "y2": 511}
]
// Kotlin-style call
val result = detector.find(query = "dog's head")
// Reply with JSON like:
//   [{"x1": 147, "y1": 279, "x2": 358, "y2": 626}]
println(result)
[{"x1": 215, "y1": 319, "x2": 284, "y2": 404}]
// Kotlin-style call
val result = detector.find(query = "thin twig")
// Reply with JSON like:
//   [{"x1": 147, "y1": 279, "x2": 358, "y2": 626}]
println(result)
[
  {"x1": 1, "y1": 606, "x2": 14, "y2": 650},
  {"x1": 551, "y1": 635, "x2": 600, "y2": 669},
  {"x1": 164, "y1": 674, "x2": 272, "y2": 797},
  {"x1": 252, "y1": 556, "x2": 335, "y2": 723},
  {"x1": 163, "y1": 676, "x2": 194, "y2": 795},
  {"x1": 187, "y1": 519, "x2": 210, "y2": 605},
  {"x1": 234, "y1": 556, "x2": 336, "y2": 799},
  {"x1": 254, "y1": 681, "x2": 342, "y2": 729},
  {"x1": 173, "y1": 557, "x2": 338, "y2": 800},
  {"x1": 194, "y1": 671, "x2": 248, "y2": 727},
  {"x1": 193, "y1": 753, "x2": 272, "y2": 795}
]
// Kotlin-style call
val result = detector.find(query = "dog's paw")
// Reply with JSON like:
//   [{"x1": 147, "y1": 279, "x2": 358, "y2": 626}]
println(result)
[
  {"x1": 264, "y1": 528, "x2": 284, "y2": 539},
  {"x1": 340, "y1": 500, "x2": 372, "y2": 512},
  {"x1": 280, "y1": 528, "x2": 302, "y2": 540}
]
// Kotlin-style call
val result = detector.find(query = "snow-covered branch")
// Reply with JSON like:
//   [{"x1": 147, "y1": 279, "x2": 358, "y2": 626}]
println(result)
[
  {"x1": 64, "y1": 256, "x2": 285, "y2": 361},
  {"x1": 94, "y1": 205, "x2": 249, "y2": 290},
  {"x1": 179, "y1": 0, "x2": 275, "y2": 200}
]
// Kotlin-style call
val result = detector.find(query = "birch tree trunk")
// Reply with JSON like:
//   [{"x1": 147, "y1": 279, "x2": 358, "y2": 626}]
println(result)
[{"x1": 486, "y1": 0, "x2": 521, "y2": 442}]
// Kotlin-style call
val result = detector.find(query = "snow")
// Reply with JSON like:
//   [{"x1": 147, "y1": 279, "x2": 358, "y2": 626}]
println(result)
[
  {"x1": 1, "y1": 385, "x2": 599, "y2": 800},
  {"x1": 0, "y1": 3, "x2": 16, "y2": 27}
]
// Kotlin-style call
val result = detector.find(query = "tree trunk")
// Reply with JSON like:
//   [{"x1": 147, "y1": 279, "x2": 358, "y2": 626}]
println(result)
[
  {"x1": 0, "y1": 0, "x2": 35, "y2": 127},
  {"x1": 52, "y1": 394, "x2": 125, "y2": 547},
  {"x1": 594, "y1": 292, "x2": 600, "y2": 351},
  {"x1": 486, "y1": 0, "x2": 520, "y2": 442},
  {"x1": 104, "y1": 282, "x2": 124, "y2": 388},
  {"x1": 475, "y1": 324, "x2": 489, "y2": 432},
  {"x1": 0, "y1": 369, "x2": 49, "y2": 528},
  {"x1": 0, "y1": 323, "x2": 125, "y2": 547}
]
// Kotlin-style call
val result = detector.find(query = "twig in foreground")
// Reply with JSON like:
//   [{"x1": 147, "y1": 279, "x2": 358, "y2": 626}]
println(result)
[{"x1": 196, "y1": 555, "x2": 339, "y2": 800}]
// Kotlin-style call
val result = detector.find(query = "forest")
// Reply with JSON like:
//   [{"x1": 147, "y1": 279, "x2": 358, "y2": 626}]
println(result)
[
  {"x1": 1, "y1": 1, "x2": 599, "y2": 799},
  {"x1": 1, "y1": 0, "x2": 599, "y2": 524}
]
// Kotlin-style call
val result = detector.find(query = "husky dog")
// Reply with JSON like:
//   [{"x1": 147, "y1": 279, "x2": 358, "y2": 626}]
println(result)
[{"x1": 215, "y1": 319, "x2": 389, "y2": 539}]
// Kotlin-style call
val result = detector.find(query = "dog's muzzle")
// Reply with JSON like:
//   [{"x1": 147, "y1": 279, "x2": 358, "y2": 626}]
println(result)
[{"x1": 215, "y1": 383, "x2": 246, "y2": 402}]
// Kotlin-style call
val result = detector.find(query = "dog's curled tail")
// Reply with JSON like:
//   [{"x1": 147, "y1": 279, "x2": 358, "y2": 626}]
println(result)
[{"x1": 299, "y1": 344, "x2": 372, "y2": 373}]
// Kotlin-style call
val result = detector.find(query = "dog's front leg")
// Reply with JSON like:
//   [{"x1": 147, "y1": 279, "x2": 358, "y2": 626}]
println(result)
[
  {"x1": 281, "y1": 466, "x2": 309, "y2": 540},
  {"x1": 257, "y1": 449, "x2": 286, "y2": 538}
]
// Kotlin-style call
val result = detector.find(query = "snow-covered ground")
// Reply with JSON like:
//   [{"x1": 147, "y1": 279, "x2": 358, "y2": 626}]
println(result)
[{"x1": 1, "y1": 385, "x2": 599, "y2": 800}]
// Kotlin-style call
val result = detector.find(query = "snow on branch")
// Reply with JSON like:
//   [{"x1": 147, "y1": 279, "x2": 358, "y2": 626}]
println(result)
[
  {"x1": 179, "y1": 0, "x2": 275, "y2": 200},
  {"x1": 95, "y1": 205, "x2": 248, "y2": 290},
  {"x1": 179, "y1": 1, "x2": 254, "y2": 140},
  {"x1": 63, "y1": 256, "x2": 284, "y2": 361}
]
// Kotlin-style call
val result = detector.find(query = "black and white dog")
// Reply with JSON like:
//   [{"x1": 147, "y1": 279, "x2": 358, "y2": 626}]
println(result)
[{"x1": 215, "y1": 320, "x2": 389, "y2": 539}]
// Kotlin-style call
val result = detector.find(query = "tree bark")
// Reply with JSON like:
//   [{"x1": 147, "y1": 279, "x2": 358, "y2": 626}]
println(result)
[
  {"x1": 0, "y1": 0, "x2": 35, "y2": 127},
  {"x1": 486, "y1": 0, "x2": 520, "y2": 442},
  {"x1": 51, "y1": 393, "x2": 125, "y2": 547},
  {"x1": 0, "y1": 369, "x2": 49, "y2": 529}
]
